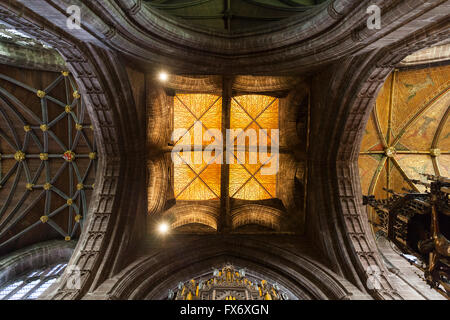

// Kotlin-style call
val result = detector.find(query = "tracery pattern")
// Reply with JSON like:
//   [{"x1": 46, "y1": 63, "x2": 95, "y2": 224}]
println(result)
[
  {"x1": 0, "y1": 70, "x2": 96, "y2": 250},
  {"x1": 0, "y1": 262, "x2": 67, "y2": 300}
]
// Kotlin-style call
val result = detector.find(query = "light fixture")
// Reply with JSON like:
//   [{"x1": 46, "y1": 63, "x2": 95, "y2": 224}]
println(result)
[
  {"x1": 158, "y1": 222, "x2": 170, "y2": 234},
  {"x1": 158, "y1": 71, "x2": 169, "y2": 82}
]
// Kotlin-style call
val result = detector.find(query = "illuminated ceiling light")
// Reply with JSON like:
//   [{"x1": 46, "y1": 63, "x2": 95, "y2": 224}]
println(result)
[
  {"x1": 158, "y1": 222, "x2": 170, "y2": 234},
  {"x1": 158, "y1": 71, "x2": 169, "y2": 82}
]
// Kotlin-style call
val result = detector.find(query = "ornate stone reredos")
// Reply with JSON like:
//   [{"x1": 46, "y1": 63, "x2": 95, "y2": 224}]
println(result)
[{"x1": 172, "y1": 264, "x2": 287, "y2": 300}]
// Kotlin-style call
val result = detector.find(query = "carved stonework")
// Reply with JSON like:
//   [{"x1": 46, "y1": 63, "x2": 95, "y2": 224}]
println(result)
[
  {"x1": 172, "y1": 265, "x2": 288, "y2": 300},
  {"x1": 0, "y1": 0, "x2": 448, "y2": 301}
]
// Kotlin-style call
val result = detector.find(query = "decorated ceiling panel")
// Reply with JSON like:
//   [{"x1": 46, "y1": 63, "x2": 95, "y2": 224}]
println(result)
[
  {"x1": 0, "y1": 65, "x2": 96, "y2": 254},
  {"x1": 173, "y1": 93, "x2": 278, "y2": 202},
  {"x1": 173, "y1": 94, "x2": 222, "y2": 200},
  {"x1": 145, "y1": 75, "x2": 308, "y2": 234},
  {"x1": 359, "y1": 64, "x2": 450, "y2": 226},
  {"x1": 230, "y1": 95, "x2": 278, "y2": 200},
  {"x1": 174, "y1": 150, "x2": 222, "y2": 200}
]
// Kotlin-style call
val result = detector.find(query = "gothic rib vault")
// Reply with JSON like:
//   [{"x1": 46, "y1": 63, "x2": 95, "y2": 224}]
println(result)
[{"x1": 0, "y1": 0, "x2": 448, "y2": 300}]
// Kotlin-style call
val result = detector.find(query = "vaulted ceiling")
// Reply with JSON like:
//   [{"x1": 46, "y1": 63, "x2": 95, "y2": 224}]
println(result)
[
  {"x1": 143, "y1": 74, "x2": 309, "y2": 234},
  {"x1": 144, "y1": 0, "x2": 328, "y2": 32},
  {"x1": 0, "y1": 0, "x2": 448, "y2": 301},
  {"x1": 359, "y1": 64, "x2": 450, "y2": 232},
  {"x1": 0, "y1": 65, "x2": 96, "y2": 255}
]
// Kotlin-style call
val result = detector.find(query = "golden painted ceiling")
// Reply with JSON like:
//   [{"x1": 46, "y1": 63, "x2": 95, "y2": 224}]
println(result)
[
  {"x1": 229, "y1": 95, "x2": 278, "y2": 200},
  {"x1": 143, "y1": 74, "x2": 310, "y2": 234},
  {"x1": 359, "y1": 64, "x2": 450, "y2": 226},
  {"x1": 173, "y1": 93, "x2": 278, "y2": 201},
  {"x1": 173, "y1": 94, "x2": 223, "y2": 201}
]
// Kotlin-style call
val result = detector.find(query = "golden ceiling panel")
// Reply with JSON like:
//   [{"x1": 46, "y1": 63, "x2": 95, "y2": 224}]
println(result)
[
  {"x1": 175, "y1": 94, "x2": 222, "y2": 120},
  {"x1": 369, "y1": 158, "x2": 388, "y2": 225},
  {"x1": 439, "y1": 156, "x2": 450, "y2": 178},
  {"x1": 372, "y1": 158, "x2": 388, "y2": 200},
  {"x1": 392, "y1": 65, "x2": 450, "y2": 135},
  {"x1": 176, "y1": 177, "x2": 218, "y2": 201},
  {"x1": 374, "y1": 74, "x2": 392, "y2": 142},
  {"x1": 359, "y1": 64, "x2": 450, "y2": 228},
  {"x1": 250, "y1": 101, "x2": 278, "y2": 129},
  {"x1": 172, "y1": 93, "x2": 278, "y2": 202},
  {"x1": 360, "y1": 114, "x2": 382, "y2": 152},
  {"x1": 398, "y1": 92, "x2": 449, "y2": 151},
  {"x1": 173, "y1": 94, "x2": 222, "y2": 201},
  {"x1": 358, "y1": 155, "x2": 380, "y2": 195},
  {"x1": 229, "y1": 152, "x2": 276, "y2": 201},
  {"x1": 231, "y1": 174, "x2": 275, "y2": 200},
  {"x1": 389, "y1": 162, "x2": 414, "y2": 194},
  {"x1": 174, "y1": 94, "x2": 222, "y2": 146},
  {"x1": 229, "y1": 164, "x2": 251, "y2": 196},
  {"x1": 174, "y1": 151, "x2": 221, "y2": 200},
  {"x1": 174, "y1": 99, "x2": 197, "y2": 129},
  {"x1": 437, "y1": 114, "x2": 450, "y2": 150},
  {"x1": 229, "y1": 95, "x2": 278, "y2": 200},
  {"x1": 395, "y1": 154, "x2": 434, "y2": 192},
  {"x1": 232, "y1": 95, "x2": 276, "y2": 119},
  {"x1": 230, "y1": 95, "x2": 278, "y2": 147}
]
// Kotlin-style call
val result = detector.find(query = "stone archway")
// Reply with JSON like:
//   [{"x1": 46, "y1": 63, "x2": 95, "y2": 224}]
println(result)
[
  {"x1": 0, "y1": 2, "x2": 147, "y2": 299},
  {"x1": 83, "y1": 238, "x2": 371, "y2": 300},
  {"x1": 0, "y1": 0, "x2": 448, "y2": 301},
  {"x1": 307, "y1": 20, "x2": 449, "y2": 299}
]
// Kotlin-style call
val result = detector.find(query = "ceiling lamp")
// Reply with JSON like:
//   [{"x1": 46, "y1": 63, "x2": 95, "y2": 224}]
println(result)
[
  {"x1": 158, "y1": 222, "x2": 170, "y2": 234},
  {"x1": 158, "y1": 71, "x2": 169, "y2": 82}
]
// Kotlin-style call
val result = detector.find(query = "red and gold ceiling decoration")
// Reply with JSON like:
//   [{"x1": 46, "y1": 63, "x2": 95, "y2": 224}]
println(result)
[{"x1": 0, "y1": 67, "x2": 96, "y2": 253}]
